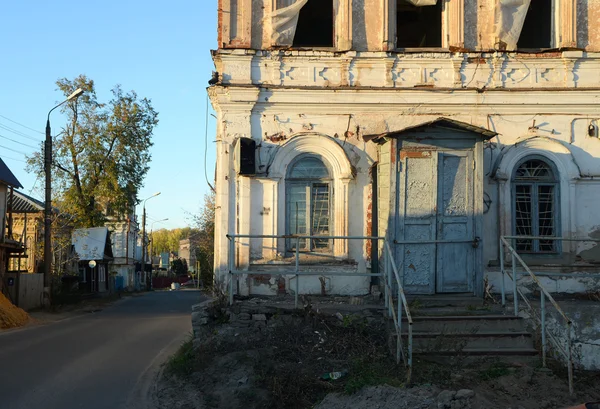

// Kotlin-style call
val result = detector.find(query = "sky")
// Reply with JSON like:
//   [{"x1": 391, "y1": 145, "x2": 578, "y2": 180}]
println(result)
[{"x1": 0, "y1": 0, "x2": 218, "y2": 230}]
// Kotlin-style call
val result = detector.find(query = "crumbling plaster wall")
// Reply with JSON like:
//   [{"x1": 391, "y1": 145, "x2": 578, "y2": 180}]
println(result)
[
  {"x1": 210, "y1": 78, "x2": 600, "y2": 293},
  {"x1": 219, "y1": 0, "x2": 600, "y2": 51}
]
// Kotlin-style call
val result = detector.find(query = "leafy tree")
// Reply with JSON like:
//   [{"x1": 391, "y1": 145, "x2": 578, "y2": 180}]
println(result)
[
  {"x1": 150, "y1": 227, "x2": 199, "y2": 257},
  {"x1": 171, "y1": 258, "x2": 188, "y2": 276},
  {"x1": 27, "y1": 75, "x2": 158, "y2": 227},
  {"x1": 192, "y1": 192, "x2": 215, "y2": 286}
]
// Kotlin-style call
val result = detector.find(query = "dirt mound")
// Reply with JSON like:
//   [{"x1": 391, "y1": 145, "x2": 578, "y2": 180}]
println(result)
[{"x1": 0, "y1": 292, "x2": 30, "y2": 329}]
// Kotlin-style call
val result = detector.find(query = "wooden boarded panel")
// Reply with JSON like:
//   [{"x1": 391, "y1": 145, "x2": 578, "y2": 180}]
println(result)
[
  {"x1": 436, "y1": 151, "x2": 474, "y2": 293},
  {"x1": 397, "y1": 150, "x2": 437, "y2": 294}
]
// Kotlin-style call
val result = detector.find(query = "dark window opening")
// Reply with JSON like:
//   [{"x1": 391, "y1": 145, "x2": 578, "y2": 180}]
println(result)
[
  {"x1": 396, "y1": 0, "x2": 442, "y2": 48},
  {"x1": 293, "y1": 0, "x2": 334, "y2": 47},
  {"x1": 512, "y1": 158, "x2": 559, "y2": 254},
  {"x1": 517, "y1": 0, "x2": 552, "y2": 49}
]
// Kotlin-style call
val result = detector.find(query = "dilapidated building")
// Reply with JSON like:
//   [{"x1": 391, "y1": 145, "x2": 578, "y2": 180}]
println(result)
[{"x1": 209, "y1": 0, "x2": 600, "y2": 298}]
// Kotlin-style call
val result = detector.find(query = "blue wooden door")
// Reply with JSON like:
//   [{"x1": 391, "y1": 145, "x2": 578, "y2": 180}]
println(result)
[
  {"x1": 397, "y1": 149, "x2": 475, "y2": 294},
  {"x1": 435, "y1": 151, "x2": 474, "y2": 293},
  {"x1": 397, "y1": 150, "x2": 437, "y2": 294}
]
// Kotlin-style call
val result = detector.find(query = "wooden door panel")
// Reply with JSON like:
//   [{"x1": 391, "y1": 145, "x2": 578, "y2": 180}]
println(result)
[
  {"x1": 436, "y1": 151, "x2": 474, "y2": 293},
  {"x1": 397, "y1": 152, "x2": 437, "y2": 294}
]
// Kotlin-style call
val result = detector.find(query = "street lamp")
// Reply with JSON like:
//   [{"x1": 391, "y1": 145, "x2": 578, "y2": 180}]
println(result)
[
  {"x1": 149, "y1": 218, "x2": 168, "y2": 275},
  {"x1": 140, "y1": 192, "x2": 161, "y2": 290},
  {"x1": 44, "y1": 88, "x2": 84, "y2": 302}
]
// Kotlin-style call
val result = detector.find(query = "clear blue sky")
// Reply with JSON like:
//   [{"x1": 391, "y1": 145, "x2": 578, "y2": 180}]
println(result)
[{"x1": 0, "y1": 0, "x2": 217, "y2": 230}]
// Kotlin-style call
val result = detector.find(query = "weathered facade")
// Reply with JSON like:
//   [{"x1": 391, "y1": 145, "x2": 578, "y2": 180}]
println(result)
[{"x1": 210, "y1": 0, "x2": 600, "y2": 297}]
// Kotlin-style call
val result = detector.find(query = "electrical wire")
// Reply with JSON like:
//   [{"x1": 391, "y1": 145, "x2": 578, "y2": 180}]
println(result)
[
  {"x1": 204, "y1": 93, "x2": 215, "y2": 193},
  {"x1": 0, "y1": 114, "x2": 44, "y2": 135},
  {"x1": 0, "y1": 154, "x2": 27, "y2": 163},
  {"x1": 0, "y1": 143, "x2": 27, "y2": 155},
  {"x1": 0, "y1": 133, "x2": 39, "y2": 149},
  {"x1": 0, "y1": 123, "x2": 41, "y2": 142}
]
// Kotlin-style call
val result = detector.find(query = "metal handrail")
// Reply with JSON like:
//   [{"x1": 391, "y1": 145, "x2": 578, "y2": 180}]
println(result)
[
  {"x1": 225, "y1": 233, "x2": 414, "y2": 382},
  {"x1": 499, "y1": 236, "x2": 574, "y2": 395},
  {"x1": 225, "y1": 233, "x2": 387, "y2": 308},
  {"x1": 384, "y1": 241, "x2": 413, "y2": 383}
]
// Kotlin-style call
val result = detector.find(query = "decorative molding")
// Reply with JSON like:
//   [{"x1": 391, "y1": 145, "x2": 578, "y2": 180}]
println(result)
[
  {"x1": 382, "y1": 0, "x2": 396, "y2": 51},
  {"x1": 447, "y1": 0, "x2": 464, "y2": 48},
  {"x1": 269, "y1": 133, "x2": 354, "y2": 257},
  {"x1": 559, "y1": 0, "x2": 577, "y2": 48},
  {"x1": 334, "y1": 0, "x2": 352, "y2": 51}
]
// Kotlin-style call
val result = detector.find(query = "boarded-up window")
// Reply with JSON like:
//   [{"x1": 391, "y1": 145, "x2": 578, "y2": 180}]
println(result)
[
  {"x1": 293, "y1": 0, "x2": 334, "y2": 47},
  {"x1": 396, "y1": 0, "x2": 442, "y2": 48}
]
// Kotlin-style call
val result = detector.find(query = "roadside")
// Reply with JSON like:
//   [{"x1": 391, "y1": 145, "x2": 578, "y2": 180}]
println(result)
[
  {"x1": 155, "y1": 296, "x2": 600, "y2": 409},
  {"x1": 0, "y1": 291, "x2": 146, "y2": 334}
]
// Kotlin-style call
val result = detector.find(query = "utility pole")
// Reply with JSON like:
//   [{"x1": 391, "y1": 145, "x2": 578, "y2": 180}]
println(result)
[
  {"x1": 141, "y1": 207, "x2": 147, "y2": 290},
  {"x1": 44, "y1": 88, "x2": 84, "y2": 304},
  {"x1": 140, "y1": 192, "x2": 161, "y2": 291}
]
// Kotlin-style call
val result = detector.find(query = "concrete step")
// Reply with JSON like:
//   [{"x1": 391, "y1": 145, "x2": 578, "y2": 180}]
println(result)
[
  {"x1": 402, "y1": 331, "x2": 535, "y2": 351},
  {"x1": 400, "y1": 315, "x2": 527, "y2": 333},
  {"x1": 405, "y1": 294, "x2": 484, "y2": 308},
  {"x1": 414, "y1": 347, "x2": 539, "y2": 356}
]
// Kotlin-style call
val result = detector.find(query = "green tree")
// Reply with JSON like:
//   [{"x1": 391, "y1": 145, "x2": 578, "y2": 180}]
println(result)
[
  {"x1": 192, "y1": 192, "x2": 215, "y2": 287},
  {"x1": 171, "y1": 258, "x2": 188, "y2": 276},
  {"x1": 27, "y1": 75, "x2": 158, "y2": 227}
]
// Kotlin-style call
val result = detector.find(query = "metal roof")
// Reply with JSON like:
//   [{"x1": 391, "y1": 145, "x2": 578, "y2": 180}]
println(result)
[
  {"x1": 364, "y1": 117, "x2": 497, "y2": 142},
  {"x1": 0, "y1": 158, "x2": 23, "y2": 188},
  {"x1": 72, "y1": 227, "x2": 114, "y2": 261},
  {"x1": 10, "y1": 190, "x2": 45, "y2": 213}
]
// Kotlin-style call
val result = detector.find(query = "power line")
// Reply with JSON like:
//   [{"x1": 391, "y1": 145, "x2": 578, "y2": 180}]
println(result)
[
  {"x1": 0, "y1": 133, "x2": 39, "y2": 149},
  {"x1": 0, "y1": 143, "x2": 27, "y2": 155},
  {"x1": 0, "y1": 114, "x2": 44, "y2": 135},
  {"x1": 0, "y1": 154, "x2": 27, "y2": 164},
  {"x1": 0, "y1": 123, "x2": 42, "y2": 142}
]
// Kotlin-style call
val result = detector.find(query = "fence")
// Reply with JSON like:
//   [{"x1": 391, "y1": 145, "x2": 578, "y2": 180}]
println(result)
[
  {"x1": 3, "y1": 273, "x2": 44, "y2": 311},
  {"x1": 499, "y1": 235, "x2": 600, "y2": 395},
  {"x1": 226, "y1": 233, "x2": 413, "y2": 382}
]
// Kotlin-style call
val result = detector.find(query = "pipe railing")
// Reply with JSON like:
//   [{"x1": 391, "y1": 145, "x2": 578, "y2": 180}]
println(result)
[
  {"x1": 384, "y1": 241, "x2": 413, "y2": 383},
  {"x1": 498, "y1": 235, "x2": 600, "y2": 396},
  {"x1": 226, "y1": 233, "x2": 414, "y2": 381}
]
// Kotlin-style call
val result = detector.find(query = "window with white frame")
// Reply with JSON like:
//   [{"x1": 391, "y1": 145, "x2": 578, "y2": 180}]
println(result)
[
  {"x1": 511, "y1": 156, "x2": 560, "y2": 253},
  {"x1": 286, "y1": 156, "x2": 332, "y2": 252}
]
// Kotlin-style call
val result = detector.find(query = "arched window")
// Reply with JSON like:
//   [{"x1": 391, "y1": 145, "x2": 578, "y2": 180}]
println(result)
[
  {"x1": 512, "y1": 156, "x2": 560, "y2": 253},
  {"x1": 286, "y1": 155, "x2": 332, "y2": 252}
]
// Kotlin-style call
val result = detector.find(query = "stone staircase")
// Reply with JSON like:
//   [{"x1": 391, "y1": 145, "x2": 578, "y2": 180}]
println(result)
[{"x1": 396, "y1": 294, "x2": 539, "y2": 361}]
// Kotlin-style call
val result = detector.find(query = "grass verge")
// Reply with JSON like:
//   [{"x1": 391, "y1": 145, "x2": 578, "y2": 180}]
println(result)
[{"x1": 165, "y1": 334, "x2": 195, "y2": 377}]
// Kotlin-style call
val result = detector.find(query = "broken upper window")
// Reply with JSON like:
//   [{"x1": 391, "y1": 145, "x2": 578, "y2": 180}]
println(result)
[
  {"x1": 517, "y1": 0, "x2": 552, "y2": 49},
  {"x1": 396, "y1": 0, "x2": 442, "y2": 48},
  {"x1": 292, "y1": 0, "x2": 334, "y2": 47}
]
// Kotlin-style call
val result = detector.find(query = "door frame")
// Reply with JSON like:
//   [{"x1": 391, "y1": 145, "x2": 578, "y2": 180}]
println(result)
[{"x1": 392, "y1": 132, "x2": 485, "y2": 296}]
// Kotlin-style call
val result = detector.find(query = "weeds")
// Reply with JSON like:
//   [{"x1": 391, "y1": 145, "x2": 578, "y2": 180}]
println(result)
[
  {"x1": 165, "y1": 334, "x2": 196, "y2": 377},
  {"x1": 479, "y1": 362, "x2": 511, "y2": 380}
]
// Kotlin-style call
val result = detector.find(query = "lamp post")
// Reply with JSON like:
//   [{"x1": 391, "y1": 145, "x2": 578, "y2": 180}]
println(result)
[
  {"x1": 149, "y1": 218, "x2": 168, "y2": 278},
  {"x1": 141, "y1": 192, "x2": 161, "y2": 290},
  {"x1": 44, "y1": 88, "x2": 84, "y2": 302}
]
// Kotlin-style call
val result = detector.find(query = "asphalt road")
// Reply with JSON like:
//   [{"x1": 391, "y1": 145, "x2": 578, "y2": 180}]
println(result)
[{"x1": 0, "y1": 290, "x2": 204, "y2": 409}]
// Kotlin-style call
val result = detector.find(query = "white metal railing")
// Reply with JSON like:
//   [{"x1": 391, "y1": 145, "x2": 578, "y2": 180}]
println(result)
[
  {"x1": 225, "y1": 233, "x2": 413, "y2": 381},
  {"x1": 384, "y1": 241, "x2": 413, "y2": 383},
  {"x1": 499, "y1": 235, "x2": 600, "y2": 396}
]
